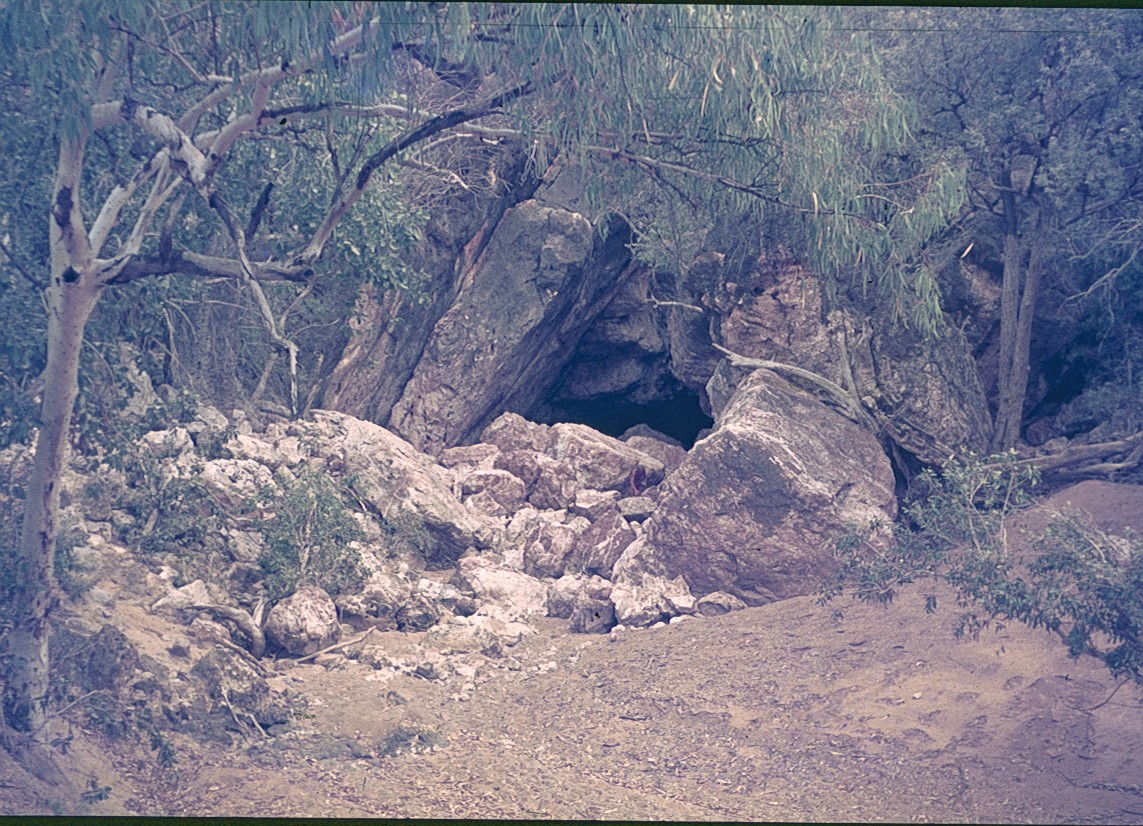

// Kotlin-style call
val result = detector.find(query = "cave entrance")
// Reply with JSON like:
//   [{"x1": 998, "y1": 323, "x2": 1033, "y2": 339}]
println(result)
[{"x1": 536, "y1": 385, "x2": 713, "y2": 449}]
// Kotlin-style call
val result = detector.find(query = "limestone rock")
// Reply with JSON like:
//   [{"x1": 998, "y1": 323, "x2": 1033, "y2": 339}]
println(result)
[
  {"x1": 569, "y1": 489, "x2": 622, "y2": 521},
  {"x1": 522, "y1": 519, "x2": 582, "y2": 579},
  {"x1": 151, "y1": 578, "x2": 214, "y2": 613},
  {"x1": 264, "y1": 585, "x2": 341, "y2": 656},
  {"x1": 617, "y1": 496, "x2": 656, "y2": 522},
  {"x1": 609, "y1": 571, "x2": 697, "y2": 628},
  {"x1": 570, "y1": 509, "x2": 636, "y2": 579},
  {"x1": 481, "y1": 413, "x2": 556, "y2": 454},
  {"x1": 459, "y1": 468, "x2": 528, "y2": 516},
  {"x1": 621, "y1": 425, "x2": 689, "y2": 473},
  {"x1": 415, "y1": 577, "x2": 477, "y2": 617},
  {"x1": 199, "y1": 458, "x2": 276, "y2": 509},
  {"x1": 719, "y1": 257, "x2": 990, "y2": 464},
  {"x1": 696, "y1": 591, "x2": 748, "y2": 617},
  {"x1": 387, "y1": 191, "x2": 605, "y2": 455},
  {"x1": 141, "y1": 427, "x2": 193, "y2": 458},
  {"x1": 439, "y1": 442, "x2": 501, "y2": 470},
  {"x1": 569, "y1": 594, "x2": 616, "y2": 634},
  {"x1": 190, "y1": 646, "x2": 289, "y2": 728},
  {"x1": 469, "y1": 604, "x2": 535, "y2": 646},
  {"x1": 546, "y1": 574, "x2": 583, "y2": 619},
  {"x1": 305, "y1": 410, "x2": 499, "y2": 565},
  {"x1": 488, "y1": 448, "x2": 571, "y2": 510},
  {"x1": 642, "y1": 368, "x2": 896, "y2": 605},
  {"x1": 453, "y1": 555, "x2": 550, "y2": 620},
  {"x1": 550, "y1": 423, "x2": 665, "y2": 494},
  {"x1": 395, "y1": 595, "x2": 442, "y2": 632},
  {"x1": 423, "y1": 616, "x2": 509, "y2": 658}
]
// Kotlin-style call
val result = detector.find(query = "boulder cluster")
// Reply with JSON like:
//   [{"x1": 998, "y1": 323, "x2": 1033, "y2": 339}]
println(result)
[{"x1": 141, "y1": 362, "x2": 897, "y2": 665}]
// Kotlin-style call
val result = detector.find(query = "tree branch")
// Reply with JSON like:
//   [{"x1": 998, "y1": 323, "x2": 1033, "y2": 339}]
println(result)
[
  {"x1": 0, "y1": 235, "x2": 45, "y2": 290},
  {"x1": 712, "y1": 342, "x2": 878, "y2": 431},
  {"x1": 295, "y1": 77, "x2": 539, "y2": 267},
  {"x1": 109, "y1": 249, "x2": 312, "y2": 285}
]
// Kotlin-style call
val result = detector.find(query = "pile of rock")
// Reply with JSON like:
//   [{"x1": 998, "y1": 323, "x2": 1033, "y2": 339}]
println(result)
[{"x1": 140, "y1": 359, "x2": 896, "y2": 667}]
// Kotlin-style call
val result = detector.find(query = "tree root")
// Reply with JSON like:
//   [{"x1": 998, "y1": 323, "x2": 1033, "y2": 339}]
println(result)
[{"x1": 189, "y1": 603, "x2": 266, "y2": 659}]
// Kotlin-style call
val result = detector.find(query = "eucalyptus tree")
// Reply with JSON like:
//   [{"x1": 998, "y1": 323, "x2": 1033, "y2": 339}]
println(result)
[
  {"x1": 854, "y1": 7, "x2": 1143, "y2": 450},
  {"x1": 0, "y1": 1, "x2": 960, "y2": 769}
]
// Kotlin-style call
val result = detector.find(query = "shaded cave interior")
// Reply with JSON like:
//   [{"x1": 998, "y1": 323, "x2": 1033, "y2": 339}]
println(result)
[{"x1": 531, "y1": 381, "x2": 713, "y2": 449}]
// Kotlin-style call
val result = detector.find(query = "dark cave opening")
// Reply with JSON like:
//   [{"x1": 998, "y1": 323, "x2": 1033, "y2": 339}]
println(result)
[{"x1": 540, "y1": 386, "x2": 714, "y2": 449}]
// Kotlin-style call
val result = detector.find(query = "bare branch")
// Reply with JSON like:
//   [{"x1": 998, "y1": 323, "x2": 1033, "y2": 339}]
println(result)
[
  {"x1": 89, "y1": 148, "x2": 169, "y2": 256},
  {"x1": 0, "y1": 235, "x2": 46, "y2": 290},
  {"x1": 109, "y1": 249, "x2": 311, "y2": 285},
  {"x1": 296, "y1": 77, "x2": 539, "y2": 267},
  {"x1": 175, "y1": 14, "x2": 389, "y2": 135},
  {"x1": 712, "y1": 342, "x2": 878, "y2": 431}
]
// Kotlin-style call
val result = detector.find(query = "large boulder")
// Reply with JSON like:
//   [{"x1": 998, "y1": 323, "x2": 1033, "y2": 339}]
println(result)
[
  {"x1": 264, "y1": 585, "x2": 341, "y2": 656},
  {"x1": 609, "y1": 553, "x2": 698, "y2": 627},
  {"x1": 305, "y1": 410, "x2": 499, "y2": 565},
  {"x1": 387, "y1": 164, "x2": 636, "y2": 455},
  {"x1": 198, "y1": 458, "x2": 276, "y2": 509},
  {"x1": 481, "y1": 413, "x2": 556, "y2": 454},
  {"x1": 718, "y1": 255, "x2": 990, "y2": 464},
  {"x1": 638, "y1": 368, "x2": 896, "y2": 605},
  {"x1": 190, "y1": 646, "x2": 290, "y2": 729},
  {"x1": 453, "y1": 555, "x2": 550, "y2": 620},
  {"x1": 459, "y1": 468, "x2": 528, "y2": 517},
  {"x1": 335, "y1": 572, "x2": 413, "y2": 632},
  {"x1": 484, "y1": 415, "x2": 666, "y2": 500},
  {"x1": 549, "y1": 423, "x2": 666, "y2": 494},
  {"x1": 521, "y1": 518, "x2": 585, "y2": 579}
]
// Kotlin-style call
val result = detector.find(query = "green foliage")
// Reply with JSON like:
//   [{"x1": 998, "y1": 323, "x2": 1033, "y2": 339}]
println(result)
[
  {"x1": 820, "y1": 451, "x2": 1143, "y2": 683},
  {"x1": 0, "y1": 475, "x2": 95, "y2": 628},
  {"x1": 255, "y1": 466, "x2": 368, "y2": 603},
  {"x1": 378, "y1": 510, "x2": 435, "y2": 567}
]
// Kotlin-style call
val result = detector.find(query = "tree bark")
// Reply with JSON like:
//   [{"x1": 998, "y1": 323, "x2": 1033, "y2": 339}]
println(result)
[
  {"x1": 1, "y1": 139, "x2": 101, "y2": 748},
  {"x1": 991, "y1": 217, "x2": 1044, "y2": 453}
]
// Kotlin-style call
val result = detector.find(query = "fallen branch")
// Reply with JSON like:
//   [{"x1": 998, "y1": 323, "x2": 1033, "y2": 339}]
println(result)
[
  {"x1": 295, "y1": 627, "x2": 376, "y2": 665},
  {"x1": 1005, "y1": 431, "x2": 1143, "y2": 483},
  {"x1": 189, "y1": 603, "x2": 266, "y2": 659},
  {"x1": 712, "y1": 342, "x2": 878, "y2": 431}
]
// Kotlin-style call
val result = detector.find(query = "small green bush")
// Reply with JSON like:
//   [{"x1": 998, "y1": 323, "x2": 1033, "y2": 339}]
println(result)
[
  {"x1": 379, "y1": 510, "x2": 435, "y2": 566},
  {"x1": 255, "y1": 466, "x2": 368, "y2": 604},
  {"x1": 819, "y1": 450, "x2": 1143, "y2": 684}
]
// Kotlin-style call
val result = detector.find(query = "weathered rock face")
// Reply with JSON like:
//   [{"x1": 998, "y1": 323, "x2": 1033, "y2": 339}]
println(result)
[
  {"x1": 481, "y1": 413, "x2": 666, "y2": 495},
  {"x1": 637, "y1": 368, "x2": 897, "y2": 605},
  {"x1": 190, "y1": 646, "x2": 290, "y2": 728},
  {"x1": 717, "y1": 254, "x2": 991, "y2": 464},
  {"x1": 388, "y1": 165, "x2": 638, "y2": 455},
  {"x1": 842, "y1": 312, "x2": 991, "y2": 463},
  {"x1": 264, "y1": 585, "x2": 341, "y2": 656},
  {"x1": 320, "y1": 145, "x2": 537, "y2": 425},
  {"x1": 306, "y1": 410, "x2": 499, "y2": 565}
]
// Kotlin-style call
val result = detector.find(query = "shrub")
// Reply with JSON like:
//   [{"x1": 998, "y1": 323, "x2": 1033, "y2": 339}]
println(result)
[
  {"x1": 255, "y1": 466, "x2": 368, "y2": 604},
  {"x1": 819, "y1": 450, "x2": 1143, "y2": 684}
]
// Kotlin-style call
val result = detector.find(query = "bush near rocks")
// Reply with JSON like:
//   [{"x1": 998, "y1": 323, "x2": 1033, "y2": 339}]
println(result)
[{"x1": 254, "y1": 466, "x2": 369, "y2": 604}]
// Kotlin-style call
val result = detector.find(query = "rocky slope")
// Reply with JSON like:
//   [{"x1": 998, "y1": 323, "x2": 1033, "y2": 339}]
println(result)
[{"x1": 1, "y1": 390, "x2": 1141, "y2": 818}]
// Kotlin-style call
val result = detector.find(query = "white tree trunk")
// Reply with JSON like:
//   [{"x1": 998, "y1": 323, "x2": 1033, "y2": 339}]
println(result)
[{"x1": 2, "y1": 138, "x2": 100, "y2": 748}]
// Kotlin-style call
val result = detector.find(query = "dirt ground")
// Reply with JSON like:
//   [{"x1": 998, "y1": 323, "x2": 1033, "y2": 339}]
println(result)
[{"x1": 2, "y1": 480, "x2": 1142, "y2": 822}]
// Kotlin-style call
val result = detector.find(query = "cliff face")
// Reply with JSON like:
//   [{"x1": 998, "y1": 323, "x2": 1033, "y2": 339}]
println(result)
[{"x1": 322, "y1": 154, "x2": 992, "y2": 472}]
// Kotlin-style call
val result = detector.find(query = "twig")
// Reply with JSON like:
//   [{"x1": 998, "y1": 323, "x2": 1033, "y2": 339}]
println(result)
[
  {"x1": 295, "y1": 628, "x2": 376, "y2": 664},
  {"x1": 1077, "y1": 678, "x2": 1133, "y2": 713}
]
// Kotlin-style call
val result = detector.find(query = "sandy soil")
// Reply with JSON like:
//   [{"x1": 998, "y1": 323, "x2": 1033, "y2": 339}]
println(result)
[{"x1": 2, "y1": 480, "x2": 1142, "y2": 822}]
